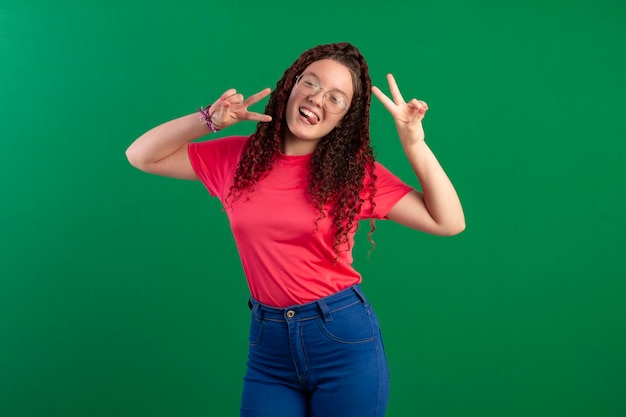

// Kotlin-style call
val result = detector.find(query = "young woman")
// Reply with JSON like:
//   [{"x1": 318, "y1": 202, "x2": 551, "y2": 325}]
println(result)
[{"x1": 126, "y1": 42, "x2": 464, "y2": 417}]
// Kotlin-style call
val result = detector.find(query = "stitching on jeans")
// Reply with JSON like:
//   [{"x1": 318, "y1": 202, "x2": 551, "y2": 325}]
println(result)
[
  {"x1": 248, "y1": 319, "x2": 265, "y2": 347},
  {"x1": 316, "y1": 309, "x2": 375, "y2": 344},
  {"x1": 255, "y1": 300, "x2": 363, "y2": 323}
]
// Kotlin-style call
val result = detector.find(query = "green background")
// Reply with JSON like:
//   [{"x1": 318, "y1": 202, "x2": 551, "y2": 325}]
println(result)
[{"x1": 1, "y1": 0, "x2": 625, "y2": 416}]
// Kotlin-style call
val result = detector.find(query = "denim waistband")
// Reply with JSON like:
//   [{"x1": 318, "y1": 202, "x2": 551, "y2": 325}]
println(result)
[{"x1": 248, "y1": 285, "x2": 369, "y2": 322}]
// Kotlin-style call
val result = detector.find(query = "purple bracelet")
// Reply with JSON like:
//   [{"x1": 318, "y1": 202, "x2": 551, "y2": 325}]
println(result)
[{"x1": 197, "y1": 106, "x2": 219, "y2": 132}]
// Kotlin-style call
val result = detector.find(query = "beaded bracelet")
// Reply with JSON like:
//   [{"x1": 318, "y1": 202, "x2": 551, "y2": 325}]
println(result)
[{"x1": 197, "y1": 106, "x2": 219, "y2": 132}]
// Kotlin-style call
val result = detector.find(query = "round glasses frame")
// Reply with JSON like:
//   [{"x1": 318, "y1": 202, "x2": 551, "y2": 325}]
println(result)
[{"x1": 294, "y1": 74, "x2": 349, "y2": 114}]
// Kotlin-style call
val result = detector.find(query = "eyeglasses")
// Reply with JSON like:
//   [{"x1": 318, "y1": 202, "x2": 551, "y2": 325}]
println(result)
[{"x1": 294, "y1": 74, "x2": 349, "y2": 114}]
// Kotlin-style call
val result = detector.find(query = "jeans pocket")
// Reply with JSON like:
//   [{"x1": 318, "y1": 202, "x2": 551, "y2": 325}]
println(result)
[
  {"x1": 248, "y1": 317, "x2": 265, "y2": 347},
  {"x1": 317, "y1": 303, "x2": 375, "y2": 344}
]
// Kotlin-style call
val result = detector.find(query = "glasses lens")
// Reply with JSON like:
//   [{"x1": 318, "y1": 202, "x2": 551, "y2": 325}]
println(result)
[
  {"x1": 295, "y1": 75, "x2": 348, "y2": 114},
  {"x1": 296, "y1": 75, "x2": 317, "y2": 95},
  {"x1": 324, "y1": 91, "x2": 348, "y2": 114}
]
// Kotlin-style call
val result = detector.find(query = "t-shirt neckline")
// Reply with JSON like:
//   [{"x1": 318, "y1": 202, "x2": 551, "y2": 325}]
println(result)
[{"x1": 277, "y1": 150, "x2": 313, "y2": 165}]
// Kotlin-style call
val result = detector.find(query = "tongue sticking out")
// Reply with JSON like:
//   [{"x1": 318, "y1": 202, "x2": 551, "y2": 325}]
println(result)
[{"x1": 299, "y1": 108, "x2": 320, "y2": 125}]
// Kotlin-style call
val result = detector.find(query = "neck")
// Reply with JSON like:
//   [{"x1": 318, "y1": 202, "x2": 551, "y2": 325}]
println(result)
[{"x1": 282, "y1": 134, "x2": 319, "y2": 156}]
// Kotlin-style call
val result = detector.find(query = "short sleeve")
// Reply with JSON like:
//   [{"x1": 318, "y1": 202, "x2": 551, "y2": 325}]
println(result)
[
  {"x1": 359, "y1": 162, "x2": 414, "y2": 220},
  {"x1": 188, "y1": 135, "x2": 248, "y2": 199}
]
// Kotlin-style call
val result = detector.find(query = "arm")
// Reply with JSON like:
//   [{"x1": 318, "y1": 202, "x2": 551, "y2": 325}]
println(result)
[
  {"x1": 125, "y1": 88, "x2": 272, "y2": 180},
  {"x1": 372, "y1": 74, "x2": 465, "y2": 236}
]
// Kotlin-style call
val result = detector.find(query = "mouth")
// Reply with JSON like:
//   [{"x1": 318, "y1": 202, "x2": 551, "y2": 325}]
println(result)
[{"x1": 299, "y1": 107, "x2": 320, "y2": 125}]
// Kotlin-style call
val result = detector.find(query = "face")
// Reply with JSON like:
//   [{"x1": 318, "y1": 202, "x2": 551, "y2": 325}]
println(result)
[{"x1": 283, "y1": 59, "x2": 355, "y2": 155}]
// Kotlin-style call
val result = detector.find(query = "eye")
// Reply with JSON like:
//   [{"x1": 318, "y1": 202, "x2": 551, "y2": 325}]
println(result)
[
  {"x1": 302, "y1": 80, "x2": 317, "y2": 88},
  {"x1": 328, "y1": 92, "x2": 347, "y2": 106}
]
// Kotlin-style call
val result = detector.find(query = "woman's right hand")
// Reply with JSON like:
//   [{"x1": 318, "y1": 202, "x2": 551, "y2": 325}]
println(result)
[
  {"x1": 208, "y1": 88, "x2": 273, "y2": 130},
  {"x1": 126, "y1": 87, "x2": 273, "y2": 180}
]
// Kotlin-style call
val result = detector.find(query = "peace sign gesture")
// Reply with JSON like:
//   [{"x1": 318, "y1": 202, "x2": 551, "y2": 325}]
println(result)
[
  {"x1": 372, "y1": 74, "x2": 428, "y2": 146},
  {"x1": 208, "y1": 87, "x2": 273, "y2": 130}
]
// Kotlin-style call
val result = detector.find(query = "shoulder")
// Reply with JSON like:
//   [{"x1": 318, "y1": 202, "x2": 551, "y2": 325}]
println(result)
[
  {"x1": 189, "y1": 135, "x2": 251, "y2": 162},
  {"x1": 191, "y1": 134, "x2": 250, "y2": 152},
  {"x1": 369, "y1": 160, "x2": 413, "y2": 200},
  {"x1": 363, "y1": 160, "x2": 402, "y2": 184},
  {"x1": 373, "y1": 160, "x2": 392, "y2": 176}
]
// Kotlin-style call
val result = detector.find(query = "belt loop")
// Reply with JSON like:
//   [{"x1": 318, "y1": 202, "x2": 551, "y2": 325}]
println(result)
[
  {"x1": 249, "y1": 298, "x2": 263, "y2": 320},
  {"x1": 351, "y1": 284, "x2": 368, "y2": 307},
  {"x1": 316, "y1": 299, "x2": 332, "y2": 323}
]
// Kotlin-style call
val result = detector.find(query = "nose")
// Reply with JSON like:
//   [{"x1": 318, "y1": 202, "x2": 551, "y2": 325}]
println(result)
[{"x1": 307, "y1": 89, "x2": 324, "y2": 106}]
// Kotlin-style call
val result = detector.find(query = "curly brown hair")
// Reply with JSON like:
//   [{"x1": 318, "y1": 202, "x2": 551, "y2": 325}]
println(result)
[{"x1": 228, "y1": 42, "x2": 377, "y2": 258}]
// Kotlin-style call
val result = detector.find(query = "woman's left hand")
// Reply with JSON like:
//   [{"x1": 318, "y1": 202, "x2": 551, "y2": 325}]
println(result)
[{"x1": 372, "y1": 74, "x2": 428, "y2": 146}]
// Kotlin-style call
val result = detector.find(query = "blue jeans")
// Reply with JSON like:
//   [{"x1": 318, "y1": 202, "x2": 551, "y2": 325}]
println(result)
[{"x1": 241, "y1": 285, "x2": 390, "y2": 417}]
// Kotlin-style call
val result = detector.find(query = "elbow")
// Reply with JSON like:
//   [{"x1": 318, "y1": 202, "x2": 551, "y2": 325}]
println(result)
[
  {"x1": 125, "y1": 146, "x2": 146, "y2": 171},
  {"x1": 441, "y1": 208, "x2": 466, "y2": 236},
  {"x1": 447, "y1": 221, "x2": 466, "y2": 236},
  {"x1": 437, "y1": 218, "x2": 466, "y2": 236},
  {"x1": 125, "y1": 145, "x2": 137, "y2": 166}
]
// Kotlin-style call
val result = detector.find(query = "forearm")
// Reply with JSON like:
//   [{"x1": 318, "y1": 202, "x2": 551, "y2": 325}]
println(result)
[
  {"x1": 125, "y1": 113, "x2": 211, "y2": 168},
  {"x1": 404, "y1": 139, "x2": 465, "y2": 233},
  {"x1": 372, "y1": 74, "x2": 464, "y2": 234}
]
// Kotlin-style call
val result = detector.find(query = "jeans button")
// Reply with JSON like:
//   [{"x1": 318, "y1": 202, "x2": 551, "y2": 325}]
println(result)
[{"x1": 286, "y1": 310, "x2": 295, "y2": 318}]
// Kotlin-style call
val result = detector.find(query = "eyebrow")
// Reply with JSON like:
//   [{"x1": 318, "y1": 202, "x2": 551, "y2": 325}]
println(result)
[{"x1": 304, "y1": 71, "x2": 350, "y2": 96}]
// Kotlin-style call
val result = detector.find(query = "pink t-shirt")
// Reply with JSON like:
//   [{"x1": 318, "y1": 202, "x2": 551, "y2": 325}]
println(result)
[{"x1": 188, "y1": 135, "x2": 412, "y2": 307}]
